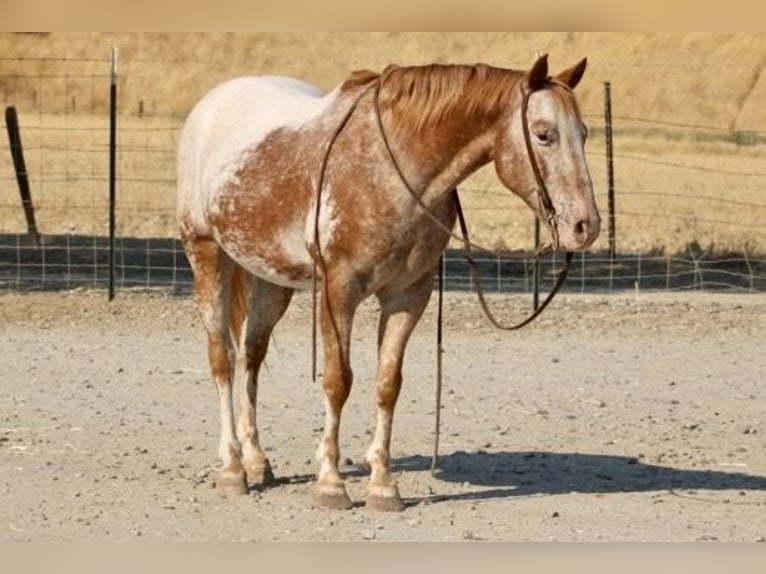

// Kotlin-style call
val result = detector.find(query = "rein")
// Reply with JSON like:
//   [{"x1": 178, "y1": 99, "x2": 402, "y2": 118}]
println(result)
[
  {"x1": 371, "y1": 78, "x2": 573, "y2": 332},
  {"x1": 310, "y1": 81, "x2": 379, "y2": 382},
  {"x1": 309, "y1": 72, "x2": 573, "y2": 471},
  {"x1": 452, "y1": 191, "x2": 574, "y2": 332},
  {"x1": 445, "y1": 87, "x2": 574, "y2": 333}
]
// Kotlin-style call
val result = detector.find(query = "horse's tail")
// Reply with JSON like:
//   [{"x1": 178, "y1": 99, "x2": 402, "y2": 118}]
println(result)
[{"x1": 229, "y1": 263, "x2": 251, "y2": 348}]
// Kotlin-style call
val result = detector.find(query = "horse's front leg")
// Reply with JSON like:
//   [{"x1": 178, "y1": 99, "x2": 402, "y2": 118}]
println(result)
[
  {"x1": 366, "y1": 272, "x2": 435, "y2": 511},
  {"x1": 312, "y1": 280, "x2": 358, "y2": 510}
]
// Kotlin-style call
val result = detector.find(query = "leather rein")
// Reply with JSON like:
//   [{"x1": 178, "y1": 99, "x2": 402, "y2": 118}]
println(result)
[
  {"x1": 369, "y1": 74, "x2": 573, "y2": 332},
  {"x1": 455, "y1": 86, "x2": 574, "y2": 332},
  {"x1": 310, "y1": 71, "x2": 573, "y2": 377}
]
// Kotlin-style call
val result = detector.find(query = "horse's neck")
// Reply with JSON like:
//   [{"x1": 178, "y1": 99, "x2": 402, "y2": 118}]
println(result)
[
  {"x1": 384, "y1": 106, "x2": 498, "y2": 201},
  {"x1": 372, "y1": 67, "x2": 518, "y2": 198}
]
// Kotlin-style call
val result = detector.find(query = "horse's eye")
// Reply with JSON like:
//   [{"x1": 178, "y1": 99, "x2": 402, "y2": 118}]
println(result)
[{"x1": 536, "y1": 131, "x2": 553, "y2": 146}]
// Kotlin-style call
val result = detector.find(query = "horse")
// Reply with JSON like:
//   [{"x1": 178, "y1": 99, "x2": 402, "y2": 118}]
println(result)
[{"x1": 176, "y1": 54, "x2": 600, "y2": 512}]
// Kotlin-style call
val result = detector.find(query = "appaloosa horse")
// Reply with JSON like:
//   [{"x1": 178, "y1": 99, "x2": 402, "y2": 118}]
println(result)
[{"x1": 177, "y1": 54, "x2": 600, "y2": 511}]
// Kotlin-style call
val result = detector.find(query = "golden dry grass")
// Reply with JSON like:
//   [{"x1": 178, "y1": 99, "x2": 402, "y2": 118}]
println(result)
[{"x1": 0, "y1": 33, "x2": 764, "y2": 254}]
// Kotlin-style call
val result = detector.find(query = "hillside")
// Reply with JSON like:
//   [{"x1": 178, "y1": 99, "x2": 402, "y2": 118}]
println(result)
[{"x1": 1, "y1": 32, "x2": 764, "y2": 128}]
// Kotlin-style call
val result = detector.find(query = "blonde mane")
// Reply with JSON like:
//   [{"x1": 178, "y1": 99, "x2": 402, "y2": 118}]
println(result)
[
  {"x1": 369, "y1": 64, "x2": 520, "y2": 134},
  {"x1": 342, "y1": 63, "x2": 583, "y2": 134}
]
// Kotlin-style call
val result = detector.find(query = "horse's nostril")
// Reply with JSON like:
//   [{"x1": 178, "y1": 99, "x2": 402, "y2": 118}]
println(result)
[{"x1": 575, "y1": 220, "x2": 589, "y2": 239}]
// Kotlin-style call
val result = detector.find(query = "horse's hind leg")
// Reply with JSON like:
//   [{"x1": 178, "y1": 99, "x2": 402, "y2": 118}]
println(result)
[
  {"x1": 183, "y1": 236, "x2": 248, "y2": 496},
  {"x1": 366, "y1": 271, "x2": 435, "y2": 511},
  {"x1": 235, "y1": 275, "x2": 293, "y2": 487}
]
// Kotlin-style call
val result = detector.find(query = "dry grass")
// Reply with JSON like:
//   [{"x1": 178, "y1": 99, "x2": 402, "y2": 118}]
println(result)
[{"x1": 0, "y1": 33, "x2": 764, "y2": 254}]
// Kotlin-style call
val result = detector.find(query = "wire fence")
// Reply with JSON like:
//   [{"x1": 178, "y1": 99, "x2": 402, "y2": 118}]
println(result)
[
  {"x1": 1, "y1": 48, "x2": 765, "y2": 294},
  {"x1": 1, "y1": 234, "x2": 763, "y2": 293}
]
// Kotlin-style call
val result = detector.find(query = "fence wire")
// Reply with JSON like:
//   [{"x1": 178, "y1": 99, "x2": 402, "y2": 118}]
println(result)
[
  {"x1": 0, "y1": 51, "x2": 764, "y2": 294},
  {"x1": 1, "y1": 234, "x2": 763, "y2": 294}
]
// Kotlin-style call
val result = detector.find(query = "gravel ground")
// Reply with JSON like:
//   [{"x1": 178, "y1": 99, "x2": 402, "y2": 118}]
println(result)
[{"x1": 1, "y1": 288, "x2": 765, "y2": 541}]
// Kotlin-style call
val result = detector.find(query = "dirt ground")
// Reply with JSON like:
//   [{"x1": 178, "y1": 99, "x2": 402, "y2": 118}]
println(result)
[{"x1": 1, "y1": 288, "x2": 765, "y2": 541}]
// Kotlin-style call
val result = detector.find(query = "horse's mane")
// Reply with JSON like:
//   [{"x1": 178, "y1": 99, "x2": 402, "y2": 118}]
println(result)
[
  {"x1": 342, "y1": 64, "x2": 522, "y2": 134},
  {"x1": 341, "y1": 63, "x2": 582, "y2": 134}
]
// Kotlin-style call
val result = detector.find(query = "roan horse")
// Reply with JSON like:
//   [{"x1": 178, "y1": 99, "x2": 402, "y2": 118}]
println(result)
[{"x1": 177, "y1": 54, "x2": 600, "y2": 511}]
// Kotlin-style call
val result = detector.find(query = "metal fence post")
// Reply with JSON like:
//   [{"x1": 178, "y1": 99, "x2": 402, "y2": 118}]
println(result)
[
  {"x1": 604, "y1": 81, "x2": 616, "y2": 292},
  {"x1": 108, "y1": 48, "x2": 118, "y2": 301}
]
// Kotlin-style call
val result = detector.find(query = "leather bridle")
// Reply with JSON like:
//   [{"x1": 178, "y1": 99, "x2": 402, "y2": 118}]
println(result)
[{"x1": 371, "y1": 74, "x2": 573, "y2": 332}]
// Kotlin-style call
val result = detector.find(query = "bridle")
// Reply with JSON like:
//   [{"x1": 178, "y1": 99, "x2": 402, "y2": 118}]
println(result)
[
  {"x1": 455, "y1": 85, "x2": 574, "y2": 333},
  {"x1": 368, "y1": 72, "x2": 574, "y2": 333},
  {"x1": 310, "y1": 71, "x2": 574, "y2": 372},
  {"x1": 520, "y1": 85, "x2": 561, "y2": 252}
]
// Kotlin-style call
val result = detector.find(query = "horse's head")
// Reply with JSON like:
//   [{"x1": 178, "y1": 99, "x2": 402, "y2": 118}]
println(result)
[{"x1": 493, "y1": 54, "x2": 600, "y2": 252}]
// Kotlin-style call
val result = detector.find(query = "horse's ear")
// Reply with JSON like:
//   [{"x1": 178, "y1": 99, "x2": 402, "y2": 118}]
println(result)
[
  {"x1": 525, "y1": 53, "x2": 549, "y2": 91},
  {"x1": 555, "y1": 57, "x2": 588, "y2": 90}
]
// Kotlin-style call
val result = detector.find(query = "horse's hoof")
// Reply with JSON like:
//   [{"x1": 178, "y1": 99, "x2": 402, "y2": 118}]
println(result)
[
  {"x1": 366, "y1": 492, "x2": 406, "y2": 512},
  {"x1": 246, "y1": 462, "x2": 275, "y2": 488},
  {"x1": 311, "y1": 486, "x2": 353, "y2": 510},
  {"x1": 215, "y1": 471, "x2": 249, "y2": 497}
]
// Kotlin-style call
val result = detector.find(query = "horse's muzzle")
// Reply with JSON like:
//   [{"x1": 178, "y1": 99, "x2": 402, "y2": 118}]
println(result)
[{"x1": 559, "y1": 212, "x2": 601, "y2": 251}]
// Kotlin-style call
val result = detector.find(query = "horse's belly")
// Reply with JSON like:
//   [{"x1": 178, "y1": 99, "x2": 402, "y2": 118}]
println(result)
[{"x1": 216, "y1": 222, "x2": 314, "y2": 289}]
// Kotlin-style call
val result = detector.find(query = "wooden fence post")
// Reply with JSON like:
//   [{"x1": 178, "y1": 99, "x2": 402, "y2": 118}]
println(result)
[{"x1": 5, "y1": 106, "x2": 40, "y2": 246}]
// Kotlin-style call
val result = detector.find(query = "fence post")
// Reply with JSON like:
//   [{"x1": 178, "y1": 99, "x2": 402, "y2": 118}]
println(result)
[
  {"x1": 5, "y1": 106, "x2": 40, "y2": 247},
  {"x1": 604, "y1": 81, "x2": 616, "y2": 292},
  {"x1": 108, "y1": 48, "x2": 118, "y2": 301},
  {"x1": 743, "y1": 247, "x2": 754, "y2": 292}
]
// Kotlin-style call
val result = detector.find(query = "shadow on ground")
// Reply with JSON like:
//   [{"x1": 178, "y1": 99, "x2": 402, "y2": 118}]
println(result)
[{"x1": 392, "y1": 450, "x2": 766, "y2": 504}]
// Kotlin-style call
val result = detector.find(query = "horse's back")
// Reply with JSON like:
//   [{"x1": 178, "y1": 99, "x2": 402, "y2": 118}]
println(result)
[{"x1": 177, "y1": 75, "x2": 327, "y2": 236}]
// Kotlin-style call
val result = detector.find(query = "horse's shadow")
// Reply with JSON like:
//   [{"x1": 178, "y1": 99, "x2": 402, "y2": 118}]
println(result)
[
  {"x1": 389, "y1": 450, "x2": 766, "y2": 504},
  {"x1": 271, "y1": 450, "x2": 766, "y2": 506}
]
